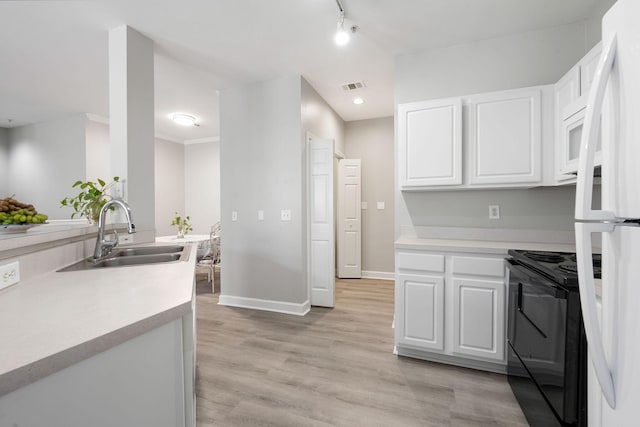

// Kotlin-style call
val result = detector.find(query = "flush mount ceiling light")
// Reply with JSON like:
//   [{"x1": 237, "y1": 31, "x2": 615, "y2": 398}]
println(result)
[
  {"x1": 171, "y1": 113, "x2": 198, "y2": 127},
  {"x1": 334, "y1": 0, "x2": 357, "y2": 46},
  {"x1": 353, "y1": 97, "x2": 364, "y2": 105}
]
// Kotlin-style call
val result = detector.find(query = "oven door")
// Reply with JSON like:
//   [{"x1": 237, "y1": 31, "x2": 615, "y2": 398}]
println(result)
[{"x1": 507, "y1": 260, "x2": 573, "y2": 426}]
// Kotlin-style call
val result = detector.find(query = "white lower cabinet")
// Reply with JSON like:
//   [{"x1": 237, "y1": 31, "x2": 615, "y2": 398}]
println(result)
[
  {"x1": 395, "y1": 248, "x2": 507, "y2": 371},
  {"x1": 396, "y1": 273, "x2": 445, "y2": 351},
  {"x1": 452, "y1": 277, "x2": 505, "y2": 361}
]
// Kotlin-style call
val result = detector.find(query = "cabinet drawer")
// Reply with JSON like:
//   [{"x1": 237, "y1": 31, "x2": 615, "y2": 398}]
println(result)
[
  {"x1": 397, "y1": 251, "x2": 445, "y2": 273},
  {"x1": 451, "y1": 256, "x2": 504, "y2": 277}
]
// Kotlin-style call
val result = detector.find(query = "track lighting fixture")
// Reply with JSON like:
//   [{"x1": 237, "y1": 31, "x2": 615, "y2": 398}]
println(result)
[
  {"x1": 333, "y1": 0, "x2": 357, "y2": 46},
  {"x1": 335, "y1": 11, "x2": 350, "y2": 46}
]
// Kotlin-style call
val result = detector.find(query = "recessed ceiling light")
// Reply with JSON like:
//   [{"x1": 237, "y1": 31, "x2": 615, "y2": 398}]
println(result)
[
  {"x1": 353, "y1": 97, "x2": 364, "y2": 105},
  {"x1": 171, "y1": 113, "x2": 197, "y2": 127}
]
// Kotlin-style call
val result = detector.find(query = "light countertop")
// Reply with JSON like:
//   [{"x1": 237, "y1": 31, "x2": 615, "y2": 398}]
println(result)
[
  {"x1": 0, "y1": 243, "x2": 197, "y2": 397},
  {"x1": 395, "y1": 235, "x2": 577, "y2": 254},
  {"x1": 395, "y1": 226, "x2": 580, "y2": 254}
]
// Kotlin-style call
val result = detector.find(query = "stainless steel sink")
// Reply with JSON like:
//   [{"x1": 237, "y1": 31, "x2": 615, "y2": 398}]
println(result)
[
  {"x1": 58, "y1": 245, "x2": 189, "y2": 272},
  {"x1": 111, "y1": 245, "x2": 184, "y2": 257}
]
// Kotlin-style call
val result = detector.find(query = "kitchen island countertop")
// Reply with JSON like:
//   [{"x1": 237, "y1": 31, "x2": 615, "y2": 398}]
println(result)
[{"x1": 0, "y1": 242, "x2": 197, "y2": 397}]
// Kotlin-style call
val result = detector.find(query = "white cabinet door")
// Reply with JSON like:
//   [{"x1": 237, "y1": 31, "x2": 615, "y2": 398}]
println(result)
[
  {"x1": 467, "y1": 88, "x2": 542, "y2": 185},
  {"x1": 395, "y1": 273, "x2": 445, "y2": 351},
  {"x1": 398, "y1": 98, "x2": 462, "y2": 188},
  {"x1": 579, "y1": 41, "x2": 602, "y2": 99},
  {"x1": 556, "y1": 66, "x2": 581, "y2": 121},
  {"x1": 452, "y1": 277, "x2": 505, "y2": 361}
]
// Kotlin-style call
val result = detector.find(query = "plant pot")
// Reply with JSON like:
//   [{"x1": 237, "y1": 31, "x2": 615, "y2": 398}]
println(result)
[{"x1": 84, "y1": 201, "x2": 104, "y2": 225}]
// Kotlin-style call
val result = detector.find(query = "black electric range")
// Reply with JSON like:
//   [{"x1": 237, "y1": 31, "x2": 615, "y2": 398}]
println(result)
[
  {"x1": 506, "y1": 249, "x2": 597, "y2": 427},
  {"x1": 507, "y1": 249, "x2": 601, "y2": 289}
]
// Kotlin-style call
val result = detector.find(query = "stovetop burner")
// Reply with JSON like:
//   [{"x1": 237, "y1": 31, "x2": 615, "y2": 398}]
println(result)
[
  {"x1": 569, "y1": 253, "x2": 601, "y2": 267},
  {"x1": 508, "y1": 249, "x2": 601, "y2": 288},
  {"x1": 558, "y1": 263, "x2": 578, "y2": 274},
  {"x1": 521, "y1": 251, "x2": 565, "y2": 263}
]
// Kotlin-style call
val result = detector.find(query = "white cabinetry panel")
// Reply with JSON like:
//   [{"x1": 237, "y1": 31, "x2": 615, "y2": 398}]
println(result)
[
  {"x1": 395, "y1": 249, "x2": 507, "y2": 370},
  {"x1": 396, "y1": 274, "x2": 445, "y2": 351},
  {"x1": 451, "y1": 256, "x2": 504, "y2": 277},
  {"x1": 397, "y1": 251, "x2": 445, "y2": 273},
  {"x1": 452, "y1": 278, "x2": 505, "y2": 361},
  {"x1": 467, "y1": 88, "x2": 541, "y2": 185},
  {"x1": 580, "y1": 42, "x2": 602, "y2": 99},
  {"x1": 398, "y1": 98, "x2": 462, "y2": 188}
]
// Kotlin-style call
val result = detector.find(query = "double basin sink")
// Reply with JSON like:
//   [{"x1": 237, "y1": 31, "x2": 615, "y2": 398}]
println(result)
[{"x1": 58, "y1": 244, "x2": 188, "y2": 272}]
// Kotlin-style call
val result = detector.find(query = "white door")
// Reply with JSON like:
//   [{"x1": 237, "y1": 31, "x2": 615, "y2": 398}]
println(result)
[
  {"x1": 308, "y1": 136, "x2": 335, "y2": 307},
  {"x1": 337, "y1": 159, "x2": 361, "y2": 278}
]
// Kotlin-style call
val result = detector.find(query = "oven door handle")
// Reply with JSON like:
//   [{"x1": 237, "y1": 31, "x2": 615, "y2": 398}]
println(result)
[
  {"x1": 576, "y1": 221, "x2": 616, "y2": 408},
  {"x1": 517, "y1": 282, "x2": 548, "y2": 339}
]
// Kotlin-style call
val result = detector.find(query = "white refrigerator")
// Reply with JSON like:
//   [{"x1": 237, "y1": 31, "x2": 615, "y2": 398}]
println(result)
[{"x1": 574, "y1": 0, "x2": 640, "y2": 425}]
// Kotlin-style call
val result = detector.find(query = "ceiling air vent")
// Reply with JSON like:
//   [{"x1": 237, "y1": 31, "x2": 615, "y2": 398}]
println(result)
[{"x1": 341, "y1": 81, "x2": 366, "y2": 92}]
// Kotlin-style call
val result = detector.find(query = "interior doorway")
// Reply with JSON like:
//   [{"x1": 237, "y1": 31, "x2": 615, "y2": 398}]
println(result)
[{"x1": 307, "y1": 133, "x2": 363, "y2": 308}]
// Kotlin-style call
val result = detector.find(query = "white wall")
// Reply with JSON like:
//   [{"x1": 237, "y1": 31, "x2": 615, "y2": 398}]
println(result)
[
  {"x1": 586, "y1": 0, "x2": 618, "y2": 48},
  {"x1": 184, "y1": 140, "x2": 220, "y2": 235},
  {"x1": 8, "y1": 114, "x2": 86, "y2": 220},
  {"x1": 344, "y1": 117, "x2": 394, "y2": 274},
  {"x1": 85, "y1": 119, "x2": 111, "y2": 183},
  {"x1": 395, "y1": 21, "x2": 596, "y2": 236},
  {"x1": 0, "y1": 128, "x2": 8, "y2": 197},
  {"x1": 155, "y1": 138, "x2": 186, "y2": 236},
  {"x1": 301, "y1": 79, "x2": 345, "y2": 156},
  {"x1": 220, "y1": 75, "x2": 306, "y2": 305}
]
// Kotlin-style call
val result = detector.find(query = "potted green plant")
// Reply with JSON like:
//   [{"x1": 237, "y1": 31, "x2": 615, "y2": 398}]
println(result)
[
  {"x1": 171, "y1": 211, "x2": 193, "y2": 238},
  {"x1": 60, "y1": 177, "x2": 120, "y2": 224}
]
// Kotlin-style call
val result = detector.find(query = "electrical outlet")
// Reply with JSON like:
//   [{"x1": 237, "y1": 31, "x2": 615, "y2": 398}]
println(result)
[
  {"x1": 489, "y1": 205, "x2": 500, "y2": 219},
  {"x1": 0, "y1": 261, "x2": 20, "y2": 290},
  {"x1": 361, "y1": 201, "x2": 368, "y2": 210},
  {"x1": 118, "y1": 234, "x2": 134, "y2": 245},
  {"x1": 231, "y1": 211, "x2": 238, "y2": 221},
  {"x1": 377, "y1": 201, "x2": 385, "y2": 210},
  {"x1": 281, "y1": 209, "x2": 291, "y2": 221}
]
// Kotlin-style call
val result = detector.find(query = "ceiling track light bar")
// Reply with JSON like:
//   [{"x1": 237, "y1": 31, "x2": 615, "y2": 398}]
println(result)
[{"x1": 335, "y1": 0, "x2": 345, "y2": 13}]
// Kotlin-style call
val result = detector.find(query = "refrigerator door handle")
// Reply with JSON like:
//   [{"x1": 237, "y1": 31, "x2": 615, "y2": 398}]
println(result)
[
  {"x1": 575, "y1": 34, "x2": 617, "y2": 221},
  {"x1": 575, "y1": 221, "x2": 616, "y2": 408}
]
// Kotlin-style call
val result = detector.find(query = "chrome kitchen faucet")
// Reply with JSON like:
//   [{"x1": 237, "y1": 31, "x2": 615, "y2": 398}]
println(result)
[{"x1": 93, "y1": 199, "x2": 136, "y2": 260}]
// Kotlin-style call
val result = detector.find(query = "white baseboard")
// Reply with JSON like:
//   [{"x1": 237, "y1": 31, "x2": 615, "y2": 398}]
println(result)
[
  {"x1": 361, "y1": 270, "x2": 395, "y2": 281},
  {"x1": 218, "y1": 295, "x2": 310, "y2": 316}
]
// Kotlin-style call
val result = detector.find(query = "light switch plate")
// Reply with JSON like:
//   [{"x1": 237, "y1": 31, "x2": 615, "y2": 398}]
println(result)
[
  {"x1": 377, "y1": 202, "x2": 385, "y2": 210},
  {"x1": 258, "y1": 210, "x2": 264, "y2": 221},
  {"x1": 0, "y1": 261, "x2": 20, "y2": 290},
  {"x1": 281, "y1": 210, "x2": 291, "y2": 221},
  {"x1": 361, "y1": 202, "x2": 368, "y2": 210},
  {"x1": 231, "y1": 211, "x2": 238, "y2": 221}
]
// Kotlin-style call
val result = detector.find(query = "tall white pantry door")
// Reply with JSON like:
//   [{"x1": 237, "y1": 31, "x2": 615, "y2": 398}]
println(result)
[
  {"x1": 337, "y1": 159, "x2": 362, "y2": 278},
  {"x1": 308, "y1": 136, "x2": 335, "y2": 308}
]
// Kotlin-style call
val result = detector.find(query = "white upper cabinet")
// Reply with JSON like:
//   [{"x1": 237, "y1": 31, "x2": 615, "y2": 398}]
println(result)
[
  {"x1": 467, "y1": 88, "x2": 542, "y2": 185},
  {"x1": 397, "y1": 86, "x2": 549, "y2": 191},
  {"x1": 580, "y1": 43, "x2": 603, "y2": 99},
  {"x1": 398, "y1": 98, "x2": 462, "y2": 188},
  {"x1": 556, "y1": 67, "x2": 581, "y2": 121},
  {"x1": 555, "y1": 42, "x2": 603, "y2": 182}
]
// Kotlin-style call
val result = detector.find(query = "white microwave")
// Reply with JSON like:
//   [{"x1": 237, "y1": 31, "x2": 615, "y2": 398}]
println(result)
[{"x1": 558, "y1": 97, "x2": 602, "y2": 178}]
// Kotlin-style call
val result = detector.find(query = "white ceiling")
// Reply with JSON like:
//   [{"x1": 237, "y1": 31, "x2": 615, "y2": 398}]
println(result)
[{"x1": 0, "y1": 0, "x2": 601, "y2": 142}]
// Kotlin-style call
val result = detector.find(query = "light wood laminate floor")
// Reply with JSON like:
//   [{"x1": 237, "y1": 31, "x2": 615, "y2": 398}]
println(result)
[{"x1": 194, "y1": 276, "x2": 528, "y2": 426}]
